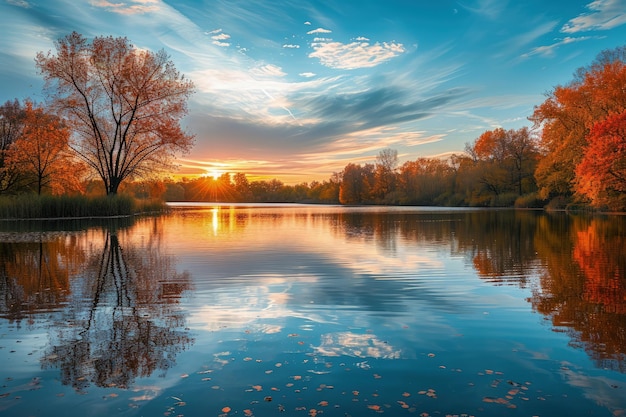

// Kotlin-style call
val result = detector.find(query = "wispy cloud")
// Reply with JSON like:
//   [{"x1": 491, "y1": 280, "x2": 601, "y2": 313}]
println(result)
[
  {"x1": 307, "y1": 27, "x2": 332, "y2": 35},
  {"x1": 90, "y1": 0, "x2": 160, "y2": 15},
  {"x1": 309, "y1": 40, "x2": 405, "y2": 70},
  {"x1": 562, "y1": 0, "x2": 626, "y2": 33},
  {"x1": 282, "y1": 44, "x2": 300, "y2": 49},
  {"x1": 458, "y1": 0, "x2": 508, "y2": 20},
  {"x1": 522, "y1": 36, "x2": 594, "y2": 58},
  {"x1": 250, "y1": 64, "x2": 286, "y2": 77},
  {"x1": 7, "y1": 0, "x2": 31, "y2": 8}
]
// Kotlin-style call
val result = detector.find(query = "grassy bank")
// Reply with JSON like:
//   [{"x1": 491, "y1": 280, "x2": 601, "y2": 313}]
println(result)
[{"x1": 0, "y1": 194, "x2": 167, "y2": 219}]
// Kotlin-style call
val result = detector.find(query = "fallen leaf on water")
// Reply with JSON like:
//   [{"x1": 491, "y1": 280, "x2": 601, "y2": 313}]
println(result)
[
  {"x1": 367, "y1": 404, "x2": 381, "y2": 411},
  {"x1": 221, "y1": 406, "x2": 231, "y2": 413}
]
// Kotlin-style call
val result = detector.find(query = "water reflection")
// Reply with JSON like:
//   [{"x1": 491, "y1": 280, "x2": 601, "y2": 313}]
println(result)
[
  {"x1": 1, "y1": 205, "x2": 626, "y2": 416},
  {"x1": 532, "y1": 214, "x2": 626, "y2": 372},
  {"x1": 0, "y1": 218, "x2": 193, "y2": 391},
  {"x1": 0, "y1": 234, "x2": 79, "y2": 322},
  {"x1": 169, "y1": 205, "x2": 626, "y2": 373}
]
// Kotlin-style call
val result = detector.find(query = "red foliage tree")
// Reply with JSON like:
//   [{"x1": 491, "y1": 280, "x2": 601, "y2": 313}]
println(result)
[{"x1": 576, "y1": 109, "x2": 626, "y2": 210}]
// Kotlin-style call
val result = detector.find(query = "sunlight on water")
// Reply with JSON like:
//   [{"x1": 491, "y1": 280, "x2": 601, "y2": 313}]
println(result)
[{"x1": 1, "y1": 204, "x2": 626, "y2": 416}]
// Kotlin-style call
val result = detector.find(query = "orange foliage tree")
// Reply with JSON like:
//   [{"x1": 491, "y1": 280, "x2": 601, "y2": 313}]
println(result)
[
  {"x1": 461, "y1": 127, "x2": 539, "y2": 205},
  {"x1": 5, "y1": 101, "x2": 82, "y2": 195},
  {"x1": 35, "y1": 32, "x2": 195, "y2": 195},
  {"x1": 531, "y1": 46, "x2": 626, "y2": 201},
  {"x1": 575, "y1": 110, "x2": 626, "y2": 210}
]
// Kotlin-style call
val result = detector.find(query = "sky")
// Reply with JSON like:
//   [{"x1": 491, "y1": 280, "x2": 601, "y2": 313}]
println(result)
[{"x1": 1, "y1": 0, "x2": 626, "y2": 184}]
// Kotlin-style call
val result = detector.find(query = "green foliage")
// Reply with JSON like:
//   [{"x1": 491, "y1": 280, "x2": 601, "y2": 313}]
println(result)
[{"x1": 0, "y1": 194, "x2": 166, "y2": 219}]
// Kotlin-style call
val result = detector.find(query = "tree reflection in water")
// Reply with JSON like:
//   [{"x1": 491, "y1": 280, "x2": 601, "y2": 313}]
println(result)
[
  {"x1": 7, "y1": 218, "x2": 196, "y2": 392},
  {"x1": 331, "y1": 210, "x2": 626, "y2": 372},
  {"x1": 531, "y1": 214, "x2": 626, "y2": 372}
]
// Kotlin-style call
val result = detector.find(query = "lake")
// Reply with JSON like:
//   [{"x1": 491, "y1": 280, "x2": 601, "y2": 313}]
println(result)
[{"x1": 1, "y1": 203, "x2": 626, "y2": 416}]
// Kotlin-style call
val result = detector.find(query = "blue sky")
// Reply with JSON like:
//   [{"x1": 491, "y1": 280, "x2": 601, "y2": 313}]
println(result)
[{"x1": 1, "y1": 0, "x2": 626, "y2": 183}]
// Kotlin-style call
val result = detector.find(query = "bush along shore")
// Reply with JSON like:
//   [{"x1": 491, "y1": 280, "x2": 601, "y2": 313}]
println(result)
[{"x1": 0, "y1": 194, "x2": 167, "y2": 220}]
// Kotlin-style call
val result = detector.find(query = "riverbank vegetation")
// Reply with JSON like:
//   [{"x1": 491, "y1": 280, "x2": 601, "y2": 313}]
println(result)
[
  {"x1": 1, "y1": 36, "x2": 625, "y2": 214},
  {"x1": 0, "y1": 194, "x2": 166, "y2": 219}
]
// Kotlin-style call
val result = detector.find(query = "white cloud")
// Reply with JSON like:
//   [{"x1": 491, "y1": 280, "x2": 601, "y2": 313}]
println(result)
[
  {"x1": 299, "y1": 72, "x2": 316, "y2": 78},
  {"x1": 212, "y1": 33, "x2": 231, "y2": 41},
  {"x1": 207, "y1": 28, "x2": 231, "y2": 47},
  {"x1": 304, "y1": 21, "x2": 312, "y2": 25},
  {"x1": 309, "y1": 40, "x2": 406, "y2": 70},
  {"x1": 283, "y1": 44, "x2": 300, "y2": 49},
  {"x1": 562, "y1": 0, "x2": 626, "y2": 33},
  {"x1": 250, "y1": 64, "x2": 286, "y2": 77},
  {"x1": 90, "y1": 0, "x2": 160, "y2": 14},
  {"x1": 307, "y1": 27, "x2": 332, "y2": 35}
]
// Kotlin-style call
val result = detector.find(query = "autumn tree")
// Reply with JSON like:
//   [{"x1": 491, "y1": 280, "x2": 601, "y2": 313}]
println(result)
[
  {"x1": 460, "y1": 127, "x2": 539, "y2": 205},
  {"x1": 339, "y1": 163, "x2": 375, "y2": 204},
  {"x1": 0, "y1": 99, "x2": 26, "y2": 193},
  {"x1": 531, "y1": 46, "x2": 626, "y2": 201},
  {"x1": 372, "y1": 148, "x2": 399, "y2": 203},
  {"x1": 575, "y1": 109, "x2": 626, "y2": 210},
  {"x1": 397, "y1": 158, "x2": 455, "y2": 205},
  {"x1": 35, "y1": 32, "x2": 195, "y2": 195},
  {"x1": 5, "y1": 101, "x2": 82, "y2": 195}
]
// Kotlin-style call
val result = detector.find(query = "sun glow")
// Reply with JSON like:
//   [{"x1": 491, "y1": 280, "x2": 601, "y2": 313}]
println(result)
[{"x1": 205, "y1": 169, "x2": 222, "y2": 179}]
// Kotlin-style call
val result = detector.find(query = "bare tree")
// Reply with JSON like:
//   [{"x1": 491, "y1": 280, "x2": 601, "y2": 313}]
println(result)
[{"x1": 36, "y1": 32, "x2": 195, "y2": 195}]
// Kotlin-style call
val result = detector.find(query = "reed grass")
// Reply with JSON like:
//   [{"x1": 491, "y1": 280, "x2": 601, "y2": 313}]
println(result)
[{"x1": 0, "y1": 194, "x2": 167, "y2": 219}]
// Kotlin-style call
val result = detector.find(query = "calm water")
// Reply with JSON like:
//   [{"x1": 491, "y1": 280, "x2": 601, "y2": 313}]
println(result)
[{"x1": 1, "y1": 204, "x2": 626, "y2": 417}]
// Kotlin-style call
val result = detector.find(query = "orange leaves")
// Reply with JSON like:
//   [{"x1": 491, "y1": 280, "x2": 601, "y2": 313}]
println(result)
[
  {"x1": 6, "y1": 101, "x2": 77, "y2": 195},
  {"x1": 575, "y1": 109, "x2": 626, "y2": 209},
  {"x1": 35, "y1": 31, "x2": 195, "y2": 195},
  {"x1": 532, "y1": 48, "x2": 626, "y2": 202}
]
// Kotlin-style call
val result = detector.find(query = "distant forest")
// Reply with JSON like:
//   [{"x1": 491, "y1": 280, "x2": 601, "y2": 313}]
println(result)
[{"x1": 2, "y1": 41, "x2": 626, "y2": 211}]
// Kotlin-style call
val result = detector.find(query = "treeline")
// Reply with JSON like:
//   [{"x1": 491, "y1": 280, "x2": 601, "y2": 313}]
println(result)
[
  {"x1": 2, "y1": 43, "x2": 626, "y2": 211},
  {"x1": 155, "y1": 129, "x2": 539, "y2": 207}
]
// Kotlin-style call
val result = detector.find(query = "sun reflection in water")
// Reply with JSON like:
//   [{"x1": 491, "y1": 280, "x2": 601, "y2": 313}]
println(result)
[{"x1": 211, "y1": 207, "x2": 219, "y2": 235}]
